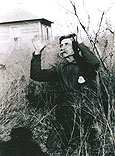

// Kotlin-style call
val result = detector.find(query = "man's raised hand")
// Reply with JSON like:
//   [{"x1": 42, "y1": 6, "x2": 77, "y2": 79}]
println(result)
[{"x1": 32, "y1": 37, "x2": 47, "y2": 55}]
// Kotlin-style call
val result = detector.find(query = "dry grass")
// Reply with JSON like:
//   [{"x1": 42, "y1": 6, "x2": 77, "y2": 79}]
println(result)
[{"x1": 0, "y1": 41, "x2": 115, "y2": 156}]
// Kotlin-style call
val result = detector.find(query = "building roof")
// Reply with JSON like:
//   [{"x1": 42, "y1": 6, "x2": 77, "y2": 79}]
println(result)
[{"x1": 0, "y1": 8, "x2": 53, "y2": 24}]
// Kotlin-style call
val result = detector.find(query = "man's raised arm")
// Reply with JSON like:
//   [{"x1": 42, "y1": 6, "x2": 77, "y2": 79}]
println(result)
[{"x1": 30, "y1": 38, "x2": 58, "y2": 82}]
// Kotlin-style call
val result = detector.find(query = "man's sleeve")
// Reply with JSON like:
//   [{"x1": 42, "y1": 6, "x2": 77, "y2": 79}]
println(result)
[
  {"x1": 78, "y1": 43, "x2": 100, "y2": 70},
  {"x1": 30, "y1": 52, "x2": 58, "y2": 82}
]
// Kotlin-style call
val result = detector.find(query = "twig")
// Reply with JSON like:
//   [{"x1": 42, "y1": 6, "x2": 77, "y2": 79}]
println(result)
[{"x1": 70, "y1": 1, "x2": 109, "y2": 72}]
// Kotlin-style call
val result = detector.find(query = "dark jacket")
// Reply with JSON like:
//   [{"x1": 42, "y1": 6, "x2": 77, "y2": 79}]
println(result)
[{"x1": 30, "y1": 43, "x2": 100, "y2": 95}]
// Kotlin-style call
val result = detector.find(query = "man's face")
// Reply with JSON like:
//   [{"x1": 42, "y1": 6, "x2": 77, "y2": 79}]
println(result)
[{"x1": 59, "y1": 38, "x2": 74, "y2": 59}]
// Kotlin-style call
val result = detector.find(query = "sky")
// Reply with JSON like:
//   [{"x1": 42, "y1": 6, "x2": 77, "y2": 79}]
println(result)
[{"x1": 0, "y1": 0, "x2": 115, "y2": 39}]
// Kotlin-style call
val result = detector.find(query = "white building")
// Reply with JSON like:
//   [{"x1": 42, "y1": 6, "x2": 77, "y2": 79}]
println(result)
[{"x1": 0, "y1": 8, "x2": 53, "y2": 63}]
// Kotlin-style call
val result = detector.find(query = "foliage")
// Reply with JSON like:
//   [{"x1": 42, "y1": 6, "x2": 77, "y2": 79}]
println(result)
[
  {"x1": 0, "y1": 2, "x2": 115, "y2": 153},
  {"x1": 0, "y1": 37, "x2": 114, "y2": 156}
]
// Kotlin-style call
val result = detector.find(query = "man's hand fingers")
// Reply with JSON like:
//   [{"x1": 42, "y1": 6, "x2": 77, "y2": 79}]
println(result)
[
  {"x1": 32, "y1": 38, "x2": 46, "y2": 48},
  {"x1": 32, "y1": 38, "x2": 48, "y2": 54}
]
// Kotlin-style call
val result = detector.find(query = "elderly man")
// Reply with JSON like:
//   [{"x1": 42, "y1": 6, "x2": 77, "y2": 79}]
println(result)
[{"x1": 30, "y1": 34, "x2": 100, "y2": 154}]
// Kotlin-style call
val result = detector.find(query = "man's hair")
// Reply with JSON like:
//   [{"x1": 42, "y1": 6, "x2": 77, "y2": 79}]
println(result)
[{"x1": 59, "y1": 33, "x2": 77, "y2": 44}]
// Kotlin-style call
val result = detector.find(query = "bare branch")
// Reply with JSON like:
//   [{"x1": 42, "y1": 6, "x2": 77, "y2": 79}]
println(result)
[
  {"x1": 106, "y1": 28, "x2": 114, "y2": 34},
  {"x1": 94, "y1": 11, "x2": 105, "y2": 44},
  {"x1": 70, "y1": 1, "x2": 109, "y2": 72}
]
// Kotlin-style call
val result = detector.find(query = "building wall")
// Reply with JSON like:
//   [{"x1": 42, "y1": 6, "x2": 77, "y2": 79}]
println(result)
[{"x1": 0, "y1": 21, "x2": 52, "y2": 63}]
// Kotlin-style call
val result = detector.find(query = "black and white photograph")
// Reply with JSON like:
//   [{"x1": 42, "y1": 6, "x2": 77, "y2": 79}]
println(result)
[{"x1": 0, "y1": 0, "x2": 115, "y2": 155}]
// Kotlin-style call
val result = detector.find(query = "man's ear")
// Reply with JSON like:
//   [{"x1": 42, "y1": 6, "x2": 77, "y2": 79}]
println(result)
[
  {"x1": 71, "y1": 38, "x2": 74, "y2": 42},
  {"x1": 71, "y1": 35, "x2": 77, "y2": 42},
  {"x1": 75, "y1": 35, "x2": 78, "y2": 42}
]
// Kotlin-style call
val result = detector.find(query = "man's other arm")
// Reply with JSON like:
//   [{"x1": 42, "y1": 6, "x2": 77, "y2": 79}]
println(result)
[{"x1": 77, "y1": 43, "x2": 100, "y2": 70}]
